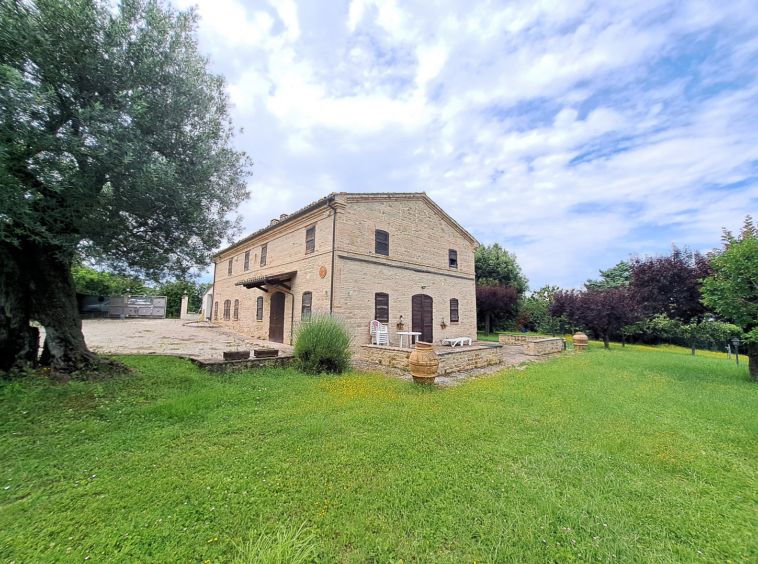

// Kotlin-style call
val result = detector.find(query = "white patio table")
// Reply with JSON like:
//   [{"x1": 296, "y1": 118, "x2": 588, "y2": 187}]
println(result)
[{"x1": 396, "y1": 331, "x2": 422, "y2": 348}]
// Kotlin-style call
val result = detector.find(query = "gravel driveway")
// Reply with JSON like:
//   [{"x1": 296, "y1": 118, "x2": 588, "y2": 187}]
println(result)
[{"x1": 79, "y1": 318, "x2": 292, "y2": 360}]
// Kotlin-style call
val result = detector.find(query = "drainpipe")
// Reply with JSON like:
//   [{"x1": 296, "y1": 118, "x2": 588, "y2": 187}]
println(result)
[
  {"x1": 327, "y1": 198, "x2": 338, "y2": 314},
  {"x1": 210, "y1": 260, "x2": 217, "y2": 321}
]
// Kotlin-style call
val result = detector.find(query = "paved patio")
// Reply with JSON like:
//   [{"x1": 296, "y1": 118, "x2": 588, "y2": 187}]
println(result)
[{"x1": 79, "y1": 318, "x2": 293, "y2": 360}]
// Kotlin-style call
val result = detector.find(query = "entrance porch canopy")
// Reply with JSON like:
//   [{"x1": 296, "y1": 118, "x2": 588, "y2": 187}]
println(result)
[{"x1": 235, "y1": 271, "x2": 297, "y2": 291}]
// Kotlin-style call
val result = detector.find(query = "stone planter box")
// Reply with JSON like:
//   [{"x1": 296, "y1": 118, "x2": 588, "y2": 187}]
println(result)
[
  {"x1": 223, "y1": 350, "x2": 250, "y2": 361},
  {"x1": 254, "y1": 348, "x2": 279, "y2": 358}
]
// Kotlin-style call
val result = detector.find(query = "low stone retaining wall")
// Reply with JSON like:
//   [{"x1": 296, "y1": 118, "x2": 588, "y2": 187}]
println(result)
[
  {"x1": 437, "y1": 344, "x2": 503, "y2": 373},
  {"x1": 355, "y1": 344, "x2": 504, "y2": 374},
  {"x1": 498, "y1": 334, "x2": 544, "y2": 345},
  {"x1": 190, "y1": 354, "x2": 295, "y2": 373},
  {"x1": 523, "y1": 338, "x2": 566, "y2": 356}
]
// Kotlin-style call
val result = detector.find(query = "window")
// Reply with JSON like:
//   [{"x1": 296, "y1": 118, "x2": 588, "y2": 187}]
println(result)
[
  {"x1": 260, "y1": 244, "x2": 267, "y2": 267},
  {"x1": 375, "y1": 230, "x2": 389, "y2": 256},
  {"x1": 256, "y1": 296, "x2": 263, "y2": 320},
  {"x1": 448, "y1": 249, "x2": 458, "y2": 268},
  {"x1": 223, "y1": 299, "x2": 231, "y2": 320},
  {"x1": 233, "y1": 299, "x2": 239, "y2": 320},
  {"x1": 305, "y1": 226, "x2": 316, "y2": 254},
  {"x1": 450, "y1": 298, "x2": 459, "y2": 323},
  {"x1": 301, "y1": 291, "x2": 312, "y2": 319},
  {"x1": 214, "y1": 301, "x2": 218, "y2": 320},
  {"x1": 228, "y1": 258, "x2": 233, "y2": 276},
  {"x1": 375, "y1": 292, "x2": 389, "y2": 323},
  {"x1": 244, "y1": 251, "x2": 250, "y2": 271}
]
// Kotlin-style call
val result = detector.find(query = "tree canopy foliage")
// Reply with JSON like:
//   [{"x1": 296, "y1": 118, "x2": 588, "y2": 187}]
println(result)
[
  {"x1": 701, "y1": 216, "x2": 758, "y2": 379},
  {"x1": 474, "y1": 244, "x2": 529, "y2": 294},
  {"x1": 0, "y1": 0, "x2": 250, "y2": 374},
  {"x1": 585, "y1": 261, "x2": 631, "y2": 290},
  {"x1": 475, "y1": 284, "x2": 520, "y2": 335},
  {"x1": 628, "y1": 246, "x2": 711, "y2": 323},
  {"x1": 550, "y1": 288, "x2": 639, "y2": 349},
  {"x1": 72, "y1": 264, "x2": 150, "y2": 297}
]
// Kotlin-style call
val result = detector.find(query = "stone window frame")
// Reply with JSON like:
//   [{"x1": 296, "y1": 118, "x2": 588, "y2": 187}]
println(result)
[
  {"x1": 375, "y1": 229, "x2": 389, "y2": 256},
  {"x1": 260, "y1": 244, "x2": 267, "y2": 267},
  {"x1": 256, "y1": 296, "x2": 263, "y2": 320},
  {"x1": 448, "y1": 249, "x2": 458, "y2": 269},
  {"x1": 223, "y1": 299, "x2": 231, "y2": 320},
  {"x1": 305, "y1": 225, "x2": 316, "y2": 255},
  {"x1": 375, "y1": 292, "x2": 389, "y2": 323},
  {"x1": 301, "y1": 291, "x2": 312, "y2": 319},
  {"x1": 233, "y1": 299, "x2": 240, "y2": 320},
  {"x1": 450, "y1": 298, "x2": 459, "y2": 323},
  {"x1": 228, "y1": 258, "x2": 233, "y2": 276},
  {"x1": 243, "y1": 251, "x2": 250, "y2": 271}
]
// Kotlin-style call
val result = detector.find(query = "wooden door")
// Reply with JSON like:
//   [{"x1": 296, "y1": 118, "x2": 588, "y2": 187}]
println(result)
[
  {"x1": 412, "y1": 294, "x2": 433, "y2": 344},
  {"x1": 269, "y1": 292, "x2": 285, "y2": 343}
]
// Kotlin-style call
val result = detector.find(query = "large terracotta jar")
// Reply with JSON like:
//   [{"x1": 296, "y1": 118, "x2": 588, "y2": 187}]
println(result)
[
  {"x1": 409, "y1": 341, "x2": 439, "y2": 384},
  {"x1": 573, "y1": 332, "x2": 589, "y2": 352}
]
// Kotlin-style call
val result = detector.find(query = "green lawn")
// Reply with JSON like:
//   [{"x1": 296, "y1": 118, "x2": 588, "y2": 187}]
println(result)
[{"x1": 1, "y1": 345, "x2": 756, "y2": 563}]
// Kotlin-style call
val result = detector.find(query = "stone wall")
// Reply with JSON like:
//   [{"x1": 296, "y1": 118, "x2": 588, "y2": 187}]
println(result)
[
  {"x1": 437, "y1": 344, "x2": 503, "y2": 373},
  {"x1": 190, "y1": 355, "x2": 296, "y2": 374},
  {"x1": 355, "y1": 344, "x2": 503, "y2": 374},
  {"x1": 523, "y1": 338, "x2": 565, "y2": 356},
  {"x1": 498, "y1": 334, "x2": 544, "y2": 345}
]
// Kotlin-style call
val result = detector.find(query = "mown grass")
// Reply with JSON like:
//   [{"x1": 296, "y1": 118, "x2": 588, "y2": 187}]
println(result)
[{"x1": 1, "y1": 345, "x2": 756, "y2": 563}]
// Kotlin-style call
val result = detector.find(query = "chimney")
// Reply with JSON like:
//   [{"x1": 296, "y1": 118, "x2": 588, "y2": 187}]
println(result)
[{"x1": 280, "y1": 213, "x2": 288, "y2": 220}]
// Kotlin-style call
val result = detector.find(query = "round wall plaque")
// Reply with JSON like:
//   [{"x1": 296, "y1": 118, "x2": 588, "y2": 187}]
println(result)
[{"x1": 319, "y1": 266, "x2": 327, "y2": 279}]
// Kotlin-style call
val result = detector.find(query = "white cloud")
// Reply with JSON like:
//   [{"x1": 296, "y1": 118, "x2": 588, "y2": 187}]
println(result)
[{"x1": 177, "y1": 0, "x2": 758, "y2": 288}]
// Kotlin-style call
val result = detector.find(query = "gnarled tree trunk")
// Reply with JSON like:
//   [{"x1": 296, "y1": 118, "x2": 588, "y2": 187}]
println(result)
[
  {"x1": 26, "y1": 243, "x2": 101, "y2": 375},
  {"x1": 0, "y1": 242, "x2": 38, "y2": 373},
  {"x1": 748, "y1": 341, "x2": 758, "y2": 381}
]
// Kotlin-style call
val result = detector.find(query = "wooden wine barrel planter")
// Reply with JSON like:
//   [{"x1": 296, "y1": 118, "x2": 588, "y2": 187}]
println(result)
[
  {"x1": 223, "y1": 350, "x2": 250, "y2": 361},
  {"x1": 573, "y1": 332, "x2": 589, "y2": 352},
  {"x1": 409, "y1": 341, "x2": 439, "y2": 385}
]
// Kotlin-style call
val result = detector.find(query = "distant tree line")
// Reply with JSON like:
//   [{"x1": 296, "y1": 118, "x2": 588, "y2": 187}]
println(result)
[
  {"x1": 72, "y1": 264, "x2": 210, "y2": 319},
  {"x1": 475, "y1": 217, "x2": 758, "y2": 379}
]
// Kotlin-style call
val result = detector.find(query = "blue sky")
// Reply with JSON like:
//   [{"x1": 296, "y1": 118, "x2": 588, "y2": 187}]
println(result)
[{"x1": 174, "y1": 0, "x2": 758, "y2": 289}]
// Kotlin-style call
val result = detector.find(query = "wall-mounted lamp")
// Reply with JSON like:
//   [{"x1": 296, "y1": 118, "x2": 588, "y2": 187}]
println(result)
[{"x1": 440, "y1": 317, "x2": 447, "y2": 329}]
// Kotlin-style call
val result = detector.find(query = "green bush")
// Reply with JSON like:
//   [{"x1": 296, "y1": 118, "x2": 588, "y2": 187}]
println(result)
[{"x1": 293, "y1": 314, "x2": 352, "y2": 375}]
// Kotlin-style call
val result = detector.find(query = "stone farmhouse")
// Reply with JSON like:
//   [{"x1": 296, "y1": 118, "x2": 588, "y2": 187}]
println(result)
[{"x1": 210, "y1": 192, "x2": 479, "y2": 347}]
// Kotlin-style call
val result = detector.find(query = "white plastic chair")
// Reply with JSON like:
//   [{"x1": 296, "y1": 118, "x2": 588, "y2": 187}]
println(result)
[{"x1": 370, "y1": 320, "x2": 389, "y2": 345}]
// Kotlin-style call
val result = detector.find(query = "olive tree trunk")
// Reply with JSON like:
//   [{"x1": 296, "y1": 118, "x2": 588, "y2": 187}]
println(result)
[
  {"x1": 27, "y1": 244, "x2": 101, "y2": 374},
  {"x1": 0, "y1": 242, "x2": 38, "y2": 373},
  {"x1": 749, "y1": 342, "x2": 758, "y2": 381}
]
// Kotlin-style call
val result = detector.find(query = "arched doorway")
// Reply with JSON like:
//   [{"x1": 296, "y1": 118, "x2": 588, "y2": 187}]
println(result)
[
  {"x1": 412, "y1": 294, "x2": 433, "y2": 343},
  {"x1": 269, "y1": 291, "x2": 286, "y2": 343}
]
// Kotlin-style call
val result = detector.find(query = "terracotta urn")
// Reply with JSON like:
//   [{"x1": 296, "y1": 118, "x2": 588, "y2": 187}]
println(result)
[
  {"x1": 409, "y1": 341, "x2": 439, "y2": 385},
  {"x1": 573, "y1": 332, "x2": 589, "y2": 352}
]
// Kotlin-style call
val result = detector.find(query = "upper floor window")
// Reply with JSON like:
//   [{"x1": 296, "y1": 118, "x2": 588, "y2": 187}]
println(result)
[
  {"x1": 305, "y1": 226, "x2": 316, "y2": 254},
  {"x1": 244, "y1": 251, "x2": 250, "y2": 271},
  {"x1": 256, "y1": 296, "x2": 263, "y2": 320},
  {"x1": 448, "y1": 249, "x2": 458, "y2": 269},
  {"x1": 301, "y1": 292, "x2": 312, "y2": 319},
  {"x1": 375, "y1": 292, "x2": 389, "y2": 323},
  {"x1": 233, "y1": 299, "x2": 239, "y2": 320},
  {"x1": 375, "y1": 230, "x2": 389, "y2": 256},
  {"x1": 450, "y1": 298, "x2": 459, "y2": 322},
  {"x1": 223, "y1": 299, "x2": 231, "y2": 320},
  {"x1": 260, "y1": 244, "x2": 267, "y2": 267},
  {"x1": 228, "y1": 258, "x2": 233, "y2": 276}
]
